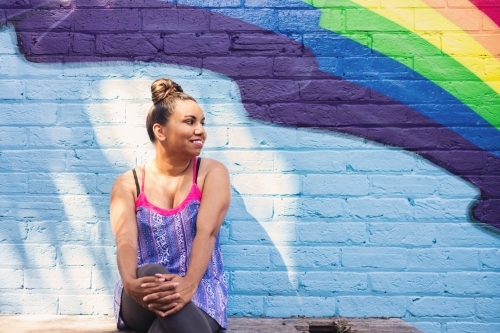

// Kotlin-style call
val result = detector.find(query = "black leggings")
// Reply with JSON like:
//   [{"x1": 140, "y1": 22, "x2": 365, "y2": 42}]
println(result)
[{"x1": 120, "y1": 264, "x2": 221, "y2": 333}]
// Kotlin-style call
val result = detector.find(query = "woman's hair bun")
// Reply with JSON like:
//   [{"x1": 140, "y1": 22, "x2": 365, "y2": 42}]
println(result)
[{"x1": 151, "y1": 78, "x2": 184, "y2": 104}]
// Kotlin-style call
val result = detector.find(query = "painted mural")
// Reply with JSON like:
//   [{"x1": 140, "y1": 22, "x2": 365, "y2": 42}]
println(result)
[{"x1": 1, "y1": 0, "x2": 499, "y2": 332}]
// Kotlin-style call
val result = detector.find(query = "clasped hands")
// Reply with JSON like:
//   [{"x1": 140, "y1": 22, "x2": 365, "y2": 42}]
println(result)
[{"x1": 129, "y1": 274, "x2": 196, "y2": 317}]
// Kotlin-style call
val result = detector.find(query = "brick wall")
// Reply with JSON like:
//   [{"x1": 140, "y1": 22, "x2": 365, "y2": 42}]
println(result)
[{"x1": 1, "y1": 1, "x2": 499, "y2": 332}]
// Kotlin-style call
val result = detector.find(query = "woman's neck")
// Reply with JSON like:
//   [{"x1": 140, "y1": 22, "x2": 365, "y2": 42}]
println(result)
[{"x1": 152, "y1": 154, "x2": 191, "y2": 177}]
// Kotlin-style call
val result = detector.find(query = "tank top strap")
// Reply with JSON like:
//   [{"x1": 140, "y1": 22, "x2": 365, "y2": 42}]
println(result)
[
  {"x1": 192, "y1": 157, "x2": 197, "y2": 184},
  {"x1": 132, "y1": 168, "x2": 140, "y2": 196},
  {"x1": 141, "y1": 164, "x2": 146, "y2": 193}
]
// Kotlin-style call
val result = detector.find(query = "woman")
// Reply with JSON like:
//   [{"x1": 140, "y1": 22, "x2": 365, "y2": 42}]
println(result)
[{"x1": 110, "y1": 78, "x2": 230, "y2": 333}]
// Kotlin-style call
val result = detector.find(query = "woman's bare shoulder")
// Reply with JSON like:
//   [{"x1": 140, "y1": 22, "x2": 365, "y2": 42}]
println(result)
[{"x1": 112, "y1": 168, "x2": 139, "y2": 194}]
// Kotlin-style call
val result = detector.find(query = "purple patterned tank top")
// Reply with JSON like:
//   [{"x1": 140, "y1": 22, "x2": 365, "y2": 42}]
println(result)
[{"x1": 113, "y1": 157, "x2": 227, "y2": 329}]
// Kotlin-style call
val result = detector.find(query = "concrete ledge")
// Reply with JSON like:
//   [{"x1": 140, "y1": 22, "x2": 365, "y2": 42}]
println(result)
[{"x1": 0, "y1": 315, "x2": 423, "y2": 333}]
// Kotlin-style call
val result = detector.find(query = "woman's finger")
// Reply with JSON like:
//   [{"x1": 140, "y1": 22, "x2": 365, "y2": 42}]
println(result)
[
  {"x1": 143, "y1": 291, "x2": 180, "y2": 303},
  {"x1": 141, "y1": 281, "x2": 179, "y2": 290}
]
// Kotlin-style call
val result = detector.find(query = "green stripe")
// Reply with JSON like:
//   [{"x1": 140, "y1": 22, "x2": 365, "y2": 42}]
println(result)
[{"x1": 305, "y1": 0, "x2": 500, "y2": 128}]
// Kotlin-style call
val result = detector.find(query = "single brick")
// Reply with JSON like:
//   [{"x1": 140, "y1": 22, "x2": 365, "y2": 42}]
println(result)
[
  {"x1": 0, "y1": 269, "x2": 23, "y2": 289},
  {"x1": 480, "y1": 249, "x2": 500, "y2": 269},
  {"x1": 0, "y1": 150, "x2": 66, "y2": 172},
  {"x1": 93, "y1": 126, "x2": 149, "y2": 148},
  {"x1": 265, "y1": 296, "x2": 336, "y2": 317},
  {"x1": 25, "y1": 268, "x2": 92, "y2": 290},
  {"x1": 408, "y1": 322, "x2": 441, "y2": 333},
  {"x1": 62, "y1": 62, "x2": 134, "y2": 78},
  {"x1": 91, "y1": 268, "x2": 120, "y2": 291},
  {"x1": 476, "y1": 298, "x2": 500, "y2": 320},
  {"x1": 228, "y1": 126, "x2": 297, "y2": 148},
  {"x1": 164, "y1": 33, "x2": 231, "y2": 55},
  {"x1": 343, "y1": 56, "x2": 416, "y2": 80},
  {"x1": 408, "y1": 248, "x2": 478, "y2": 270},
  {"x1": 302, "y1": 174, "x2": 369, "y2": 196},
  {"x1": 0, "y1": 55, "x2": 62, "y2": 77},
  {"x1": 229, "y1": 220, "x2": 289, "y2": 243},
  {"x1": 0, "y1": 294, "x2": 58, "y2": 314},
  {"x1": 226, "y1": 195, "x2": 273, "y2": 219},
  {"x1": 208, "y1": 151, "x2": 275, "y2": 173},
  {"x1": 0, "y1": 244, "x2": 56, "y2": 268},
  {"x1": 210, "y1": 9, "x2": 277, "y2": 31},
  {"x1": 368, "y1": 223, "x2": 438, "y2": 246},
  {"x1": 26, "y1": 221, "x2": 97, "y2": 243},
  {"x1": 231, "y1": 173, "x2": 300, "y2": 195},
  {"x1": 443, "y1": 272, "x2": 500, "y2": 295},
  {"x1": 412, "y1": 198, "x2": 472, "y2": 220},
  {"x1": 59, "y1": 245, "x2": 116, "y2": 267},
  {"x1": 30, "y1": 33, "x2": 71, "y2": 55},
  {"x1": 446, "y1": 323, "x2": 500, "y2": 333},
  {"x1": 338, "y1": 296, "x2": 406, "y2": 317},
  {"x1": 60, "y1": 103, "x2": 126, "y2": 125},
  {"x1": 295, "y1": 128, "x2": 365, "y2": 149},
  {"x1": 300, "y1": 272, "x2": 367, "y2": 294},
  {"x1": 227, "y1": 295, "x2": 264, "y2": 316},
  {"x1": 141, "y1": 8, "x2": 210, "y2": 32},
  {"x1": 297, "y1": 222, "x2": 366, "y2": 244},
  {"x1": 231, "y1": 271, "x2": 298, "y2": 295},
  {"x1": 369, "y1": 272, "x2": 441, "y2": 294},
  {"x1": 67, "y1": 149, "x2": 136, "y2": 172},
  {"x1": 274, "y1": 151, "x2": 345, "y2": 173},
  {"x1": 59, "y1": 294, "x2": 113, "y2": 315},
  {"x1": 342, "y1": 247, "x2": 407, "y2": 269},
  {"x1": 244, "y1": 0, "x2": 311, "y2": 8},
  {"x1": 275, "y1": 197, "x2": 344, "y2": 218},
  {"x1": 0, "y1": 220, "x2": 27, "y2": 242},
  {"x1": 0, "y1": 173, "x2": 27, "y2": 193},
  {"x1": 345, "y1": 198, "x2": 412, "y2": 221},
  {"x1": 409, "y1": 297, "x2": 474, "y2": 317},
  {"x1": 222, "y1": 245, "x2": 270, "y2": 269},
  {"x1": 96, "y1": 173, "x2": 118, "y2": 194},
  {"x1": 0, "y1": 80, "x2": 23, "y2": 99},
  {"x1": 278, "y1": 10, "x2": 323, "y2": 33},
  {"x1": 437, "y1": 224, "x2": 500, "y2": 247},
  {"x1": 58, "y1": 195, "x2": 110, "y2": 220},
  {"x1": 73, "y1": 9, "x2": 140, "y2": 31},
  {"x1": 96, "y1": 34, "x2": 161, "y2": 57},
  {"x1": 29, "y1": 127, "x2": 94, "y2": 147},
  {"x1": 270, "y1": 246, "x2": 340, "y2": 269},
  {"x1": 26, "y1": 80, "x2": 91, "y2": 100},
  {"x1": 28, "y1": 173, "x2": 97, "y2": 195},
  {"x1": 346, "y1": 150, "x2": 416, "y2": 172},
  {"x1": 0, "y1": 127, "x2": 28, "y2": 147},
  {"x1": 91, "y1": 79, "x2": 150, "y2": 100},
  {"x1": 0, "y1": 195, "x2": 65, "y2": 221},
  {"x1": 179, "y1": 0, "x2": 241, "y2": 7},
  {"x1": 369, "y1": 175, "x2": 439, "y2": 196}
]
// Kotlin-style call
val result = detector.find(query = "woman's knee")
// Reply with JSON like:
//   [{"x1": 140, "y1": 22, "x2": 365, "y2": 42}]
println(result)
[{"x1": 137, "y1": 264, "x2": 169, "y2": 277}]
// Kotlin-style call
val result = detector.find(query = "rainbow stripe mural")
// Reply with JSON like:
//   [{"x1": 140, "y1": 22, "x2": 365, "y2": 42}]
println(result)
[{"x1": 1, "y1": 0, "x2": 499, "y2": 228}]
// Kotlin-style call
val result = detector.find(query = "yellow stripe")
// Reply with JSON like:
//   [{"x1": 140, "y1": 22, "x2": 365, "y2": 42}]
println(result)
[{"x1": 349, "y1": 0, "x2": 500, "y2": 89}]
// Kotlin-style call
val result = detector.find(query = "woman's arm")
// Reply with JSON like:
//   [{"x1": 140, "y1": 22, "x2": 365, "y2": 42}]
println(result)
[
  {"x1": 110, "y1": 171, "x2": 179, "y2": 311},
  {"x1": 144, "y1": 159, "x2": 231, "y2": 316}
]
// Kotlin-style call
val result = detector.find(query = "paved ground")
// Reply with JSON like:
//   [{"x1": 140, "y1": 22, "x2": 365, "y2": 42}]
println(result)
[{"x1": 0, "y1": 315, "x2": 422, "y2": 333}]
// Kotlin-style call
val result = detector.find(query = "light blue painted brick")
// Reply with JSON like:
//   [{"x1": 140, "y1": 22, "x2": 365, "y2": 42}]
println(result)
[
  {"x1": 241, "y1": 221, "x2": 296, "y2": 242},
  {"x1": 0, "y1": 244, "x2": 56, "y2": 268},
  {"x1": 26, "y1": 80, "x2": 91, "y2": 100},
  {"x1": 0, "y1": 269, "x2": 23, "y2": 289},
  {"x1": 443, "y1": 272, "x2": 500, "y2": 296},
  {"x1": 91, "y1": 268, "x2": 121, "y2": 291},
  {"x1": 0, "y1": 103, "x2": 57, "y2": 125},
  {"x1": 446, "y1": 323, "x2": 500, "y2": 333},
  {"x1": 29, "y1": 127, "x2": 95, "y2": 147},
  {"x1": 302, "y1": 174, "x2": 369, "y2": 196},
  {"x1": 59, "y1": 245, "x2": 116, "y2": 267},
  {"x1": 208, "y1": 151, "x2": 274, "y2": 172},
  {"x1": 408, "y1": 248, "x2": 478, "y2": 270},
  {"x1": 229, "y1": 220, "x2": 280, "y2": 243},
  {"x1": 275, "y1": 197, "x2": 344, "y2": 218},
  {"x1": 476, "y1": 298, "x2": 500, "y2": 320},
  {"x1": 436, "y1": 224, "x2": 500, "y2": 247},
  {"x1": 0, "y1": 55, "x2": 62, "y2": 77},
  {"x1": 0, "y1": 150, "x2": 66, "y2": 172},
  {"x1": 93, "y1": 126, "x2": 150, "y2": 148},
  {"x1": 0, "y1": 294, "x2": 58, "y2": 314},
  {"x1": 67, "y1": 149, "x2": 135, "y2": 172},
  {"x1": 0, "y1": 27, "x2": 17, "y2": 54},
  {"x1": 408, "y1": 322, "x2": 442, "y2": 333},
  {"x1": 337, "y1": 296, "x2": 406, "y2": 317},
  {"x1": 296, "y1": 128, "x2": 366, "y2": 149},
  {"x1": 222, "y1": 245, "x2": 270, "y2": 269},
  {"x1": 60, "y1": 195, "x2": 110, "y2": 220},
  {"x1": 0, "y1": 127, "x2": 28, "y2": 147},
  {"x1": 228, "y1": 126, "x2": 297, "y2": 148},
  {"x1": 0, "y1": 195, "x2": 65, "y2": 220},
  {"x1": 274, "y1": 151, "x2": 345, "y2": 172},
  {"x1": 342, "y1": 247, "x2": 407, "y2": 269},
  {"x1": 178, "y1": 0, "x2": 241, "y2": 7},
  {"x1": 231, "y1": 271, "x2": 297, "y2": 295},
  {"x1": 0, "y1": 173, "x2": 27, "y2": 193},
  {"x1": 28, "y1": 173, "x2": 97, "y2": 194},
  {"x1": 95, "y1": 222, "x2": 116, "y2": 246},
  {"x1": 480, "y1": 249, "x2": 500, "y2": 269},
  {"x1": 212, "y1": 9, "x2": 278, "y2": 31},
  {"x1": 438, "y1": 175, "x2": 479, "y2": 197},
  {"x1": 202, "y1": 126, "x2": 228, "y2": 148},
  {"x1": 278, "y1": 10, "x2": 323, "y2": 33},
  {"x1": 296, "y1": 222, "x2": 366, "y2": 244},
  {"x1": 265, "y1": 296, "x2": 336, "y2": 317},
  {"x1": 369, "y1": 175, "x2": 439, "y2": 196},
  {"x1": 226, "y1": 196, "x2": 273, "y2": 219},
  {"x1": 368, "y1": 223, "x2": 437, "y2": 246},
  {"x1": 345, "y1": 198, "x2": 412, "y2": 220},
  {"x1": 231, "y1": 174, "x2": 300, "y2": 195},
  {"x1": 244, "y1": 0, "x2": 311, "y2": 7},
  {"x1": 59, "y1": 294, "x2": 113, "y2": 315},
  {"x1": 271, "y1": 246, "x2": 340, "y2": 268},
  {"x1": 0, "y1": 221, "x2": 27, "y2": 242},
  {"x1": 412, "y1": 199, "x2": 472, "y2": 220},
  {"x1": 346, "y1": 150, "x2": 416, "y2": 172},
  {"x1": 133, "y1": 63, "x2": 202, "y2": 79},
  {"x1": 369, "y1": 272, "x2": 441, "y2": 294},
  {"x1": 0, "y1": 80, "x2": 24, "y2": 99},
  {"x1": 97, "y1": 173, "x2": 118, "y2": 194},
  {"x1": 26, "y1": 221, "x2": 97, "y2": 243},
  {"x1": 300, "y1": 272, "x2": 367, "y2": 294},
  {"x1": 227, "y1": 295, "x2": 264, "y2": 316},
  {"x1": 198, "y1": 103, "x2": 250, "y2": 125},
  {"x1": 25, "y1": 268, "x2": 92, "y2": 290},
  {"x1": 62, "y1": 62, "x2": 134, "y2": 77},
  {"x1": 60, "y1": 103, "x2": 126, "y2": 125},
  {"x1": 409, "y1": 297, "x2": 474, "y2": 317}
]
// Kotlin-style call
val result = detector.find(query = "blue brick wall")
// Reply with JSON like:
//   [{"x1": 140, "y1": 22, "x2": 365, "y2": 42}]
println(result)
[{"x1": 1, "y1": 1, "x2": 499, "y2": 332}]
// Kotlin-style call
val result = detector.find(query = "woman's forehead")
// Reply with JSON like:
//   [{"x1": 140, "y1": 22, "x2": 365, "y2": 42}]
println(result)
[{"x1": 173, "y1": 100, "x2": 204, "y2": 117}]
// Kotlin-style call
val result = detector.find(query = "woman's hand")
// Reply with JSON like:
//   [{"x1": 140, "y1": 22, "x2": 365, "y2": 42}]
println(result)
[
  {"x1": 142, "y1": 274, "x2": 197, "y2": 317},
  {"x1": 124, "y1": 275, "x2": 180, "y2": 310}
]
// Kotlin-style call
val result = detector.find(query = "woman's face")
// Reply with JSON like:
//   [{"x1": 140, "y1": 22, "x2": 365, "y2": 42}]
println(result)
[{"x1": 158, "y1": 99, "x2": 207, "y2": 157}]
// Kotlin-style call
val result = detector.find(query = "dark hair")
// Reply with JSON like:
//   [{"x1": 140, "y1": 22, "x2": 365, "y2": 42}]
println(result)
[{"x1": 146, "y1": 78, "x2": 197, "y2": 142}]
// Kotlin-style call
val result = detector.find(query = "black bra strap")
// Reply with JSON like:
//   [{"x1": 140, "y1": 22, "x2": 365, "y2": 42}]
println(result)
[
  {"x1": 132, "y1": 169, "x2": 140, "y2": 196},
  {"x1": 195, "y1": 158, "x2": 201, "y2": 184}
]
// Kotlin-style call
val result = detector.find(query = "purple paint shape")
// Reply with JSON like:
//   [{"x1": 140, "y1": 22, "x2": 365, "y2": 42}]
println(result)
[{"x1": 3, "y1": 0, "x2": 499, "y2": 227}]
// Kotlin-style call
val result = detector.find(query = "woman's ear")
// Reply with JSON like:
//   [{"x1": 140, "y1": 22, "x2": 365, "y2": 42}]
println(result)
[{"x1": 152, "y1": 123, "x2": 166, "y2": 142}]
